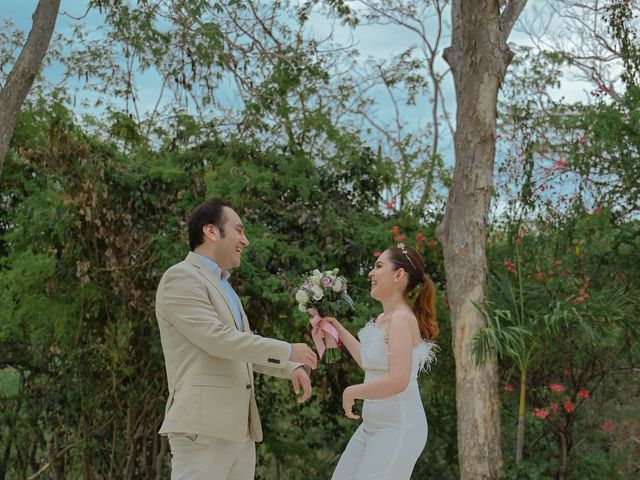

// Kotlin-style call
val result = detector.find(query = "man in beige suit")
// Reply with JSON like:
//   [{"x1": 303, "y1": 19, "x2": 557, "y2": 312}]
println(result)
[{"x1": 156, "y1": 199, "x2": 317, "y2": 480}]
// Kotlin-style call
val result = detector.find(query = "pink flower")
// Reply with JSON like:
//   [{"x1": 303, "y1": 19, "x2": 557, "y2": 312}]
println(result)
[
  {"x1": 550, "y1": 402, "x2": 559, "y2": 413},
  {"x1": 577, "y1": 390, "x2": 589, "y2": 399},
  {"x1": 323, "y1": 277, "x2": 332, "y2": 287},
  {"x1": 584, "y1": 293, "x2": 590, "y2": 299},
  {"x1": 504, "y1": 383, "x2": 514, "y2": 393},
  {"x1": 574, "y1": 296, "x2": 584, "y2": 304},
  {"x1": 602, "y1": 421, "x2": 613, "y2": 431},
  {"x1": 549, "y1": 384, "x2": 565, "y2": 392},
  {"x1": 373, "y1": 251, "x2": 382, "y2": 257},
  {"x1": 393, "y1": 234, "x2": 406, "y2": 241},
  {"x1": 564, "y1": 400, "x2": 575, "y2": 413},
  {"x1": 390, "y1": 225, "x2": 400, "y2": 235},
  {"x1": 503, "y1": 259, "x2": 517, "y2": 273},
  {"x1": 415, "y1": 232, "x2": 427, "y2": 243},
  {"x1": 578, "y1": 136, "x2": 586, "y2": 144},
  {"x1": 533, "y1": 408, "x2": 550, "y2": 419}
]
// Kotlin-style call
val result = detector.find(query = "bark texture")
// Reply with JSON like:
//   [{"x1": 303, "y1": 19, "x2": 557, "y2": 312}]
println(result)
[
  {"x1": 0, "y1": 0, "x2": 61, "y2": 177},
  {"x1": 436, "y1": 1, "x2": 528, "y2": 478}
]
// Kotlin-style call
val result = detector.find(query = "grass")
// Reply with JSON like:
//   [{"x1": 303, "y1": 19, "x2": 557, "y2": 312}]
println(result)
[{"x1": 0, "y1": 367, "x2": 20, "y2": 397}]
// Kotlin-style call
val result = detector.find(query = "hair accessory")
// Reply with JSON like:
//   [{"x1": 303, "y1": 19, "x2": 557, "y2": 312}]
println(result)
[{"x1": 396, "y1": 242, "x2": 416, "y2": 270}]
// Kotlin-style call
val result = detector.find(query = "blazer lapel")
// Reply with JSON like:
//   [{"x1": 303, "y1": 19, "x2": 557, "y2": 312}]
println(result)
[
  {"x1": 238, "y1": 300, "x2": 250, "y2": 333},
  {"x1": 186, "y1": 252, "x2": 238, "y2": 330}
]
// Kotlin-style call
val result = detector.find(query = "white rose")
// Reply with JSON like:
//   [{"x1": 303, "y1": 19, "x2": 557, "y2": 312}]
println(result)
[
  {"x1": 298, "y1": 303, "x2": 308, "y2": 312},
  {"x1": 311, "y1": 285, "x2": 324, "y2": 301},
  {"x1": 309, "y1": 269, "x2": 323, "y2": 286},
  {"x1": 332, "y1": 278, "x2": 344, "y2": 292},
  {"x1": 295, "y1": 289, "x2": 309, "y2": 304}
]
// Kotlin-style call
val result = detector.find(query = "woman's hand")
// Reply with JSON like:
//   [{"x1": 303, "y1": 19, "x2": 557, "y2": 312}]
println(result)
[
  {"x1": 342, "y1": 386, "x2": 360, "y2": 420},
  {"x1": 308, "y1": 309, "x2": 342, "y2": 333},
  {"x1": 323, "y1": 316, "x2": 342, "y2": 331}
]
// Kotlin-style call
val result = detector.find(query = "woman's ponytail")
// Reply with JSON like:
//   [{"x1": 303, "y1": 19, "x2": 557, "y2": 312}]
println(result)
[{"x1": 412, "y1": 275, "x2": 438, "y2": 340}]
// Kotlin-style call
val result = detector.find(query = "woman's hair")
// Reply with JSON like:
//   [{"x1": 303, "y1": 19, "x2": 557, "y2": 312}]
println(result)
[{"x1": 387, "y1": 244, "x2": 439, "y2": 341}]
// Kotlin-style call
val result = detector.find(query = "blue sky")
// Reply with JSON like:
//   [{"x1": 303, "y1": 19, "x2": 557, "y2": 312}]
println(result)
[{"x1": 2, "y1": 0, "x2": 603, "y2": 215}]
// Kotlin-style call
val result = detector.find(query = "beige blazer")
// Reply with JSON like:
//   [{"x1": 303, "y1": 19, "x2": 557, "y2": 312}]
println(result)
[{"x1": 156, "y1": 252, "x2": 298, "y2": 442}]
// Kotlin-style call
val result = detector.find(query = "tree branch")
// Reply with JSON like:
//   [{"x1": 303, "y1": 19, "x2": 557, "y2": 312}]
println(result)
[
  {"x1": 500, "y1": 0, "x2": 529, "y2": 42},
  {"x1": 0, "y1": 0, "x2": 61, "y2": 178}
]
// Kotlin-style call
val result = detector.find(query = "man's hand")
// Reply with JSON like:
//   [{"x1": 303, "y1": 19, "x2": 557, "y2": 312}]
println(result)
[
  {"x1": 291, "y1": 366, "x2": 312, "y2": 403},
  {"x1": 290, "y1": 343, "x2": 318, "y2": 369}
]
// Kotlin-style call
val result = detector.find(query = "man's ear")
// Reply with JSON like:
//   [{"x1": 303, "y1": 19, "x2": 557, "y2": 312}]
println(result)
[{"x1": 202, "y1": 224, "x2": 219, "y2": 242}]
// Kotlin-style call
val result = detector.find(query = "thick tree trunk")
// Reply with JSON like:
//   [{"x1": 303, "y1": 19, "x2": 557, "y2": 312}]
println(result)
[
  {"x1": 0, "y1": 0, "x2": 61, "y2": 178},
  {"x1": 436, "y1": 1, "x2": 527, "y2": 478}
]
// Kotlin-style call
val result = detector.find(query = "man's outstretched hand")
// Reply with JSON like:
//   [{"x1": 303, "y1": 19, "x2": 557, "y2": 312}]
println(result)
[
  {"x1": 290, "y1": 343, "x2": 318, "y2": 369},
  {"x1": 291, "y1": 366, "x2": 312, "y2": 403}
]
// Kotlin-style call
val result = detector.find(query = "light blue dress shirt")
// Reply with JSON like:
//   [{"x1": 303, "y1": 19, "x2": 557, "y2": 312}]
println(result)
[
  {"x1": 195, "y1": 253, "x2": 244, "y2": 331},
  {"x1": 195, "y1": 253, "x2": 291, "y2": 357}
]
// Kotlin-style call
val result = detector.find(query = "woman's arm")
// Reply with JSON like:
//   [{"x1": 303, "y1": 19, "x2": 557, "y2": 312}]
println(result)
[
  {"x1": 325, "y1": 317, "x2": 363, "y2": 369},
  {"x1": 342, "y1": 314, "x2": 414, "y2": 418}
]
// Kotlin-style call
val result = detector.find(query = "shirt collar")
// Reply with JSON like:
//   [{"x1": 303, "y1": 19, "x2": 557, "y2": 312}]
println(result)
[{"x1": 194, "y1": 253, "x2": 231, "y2": 281}]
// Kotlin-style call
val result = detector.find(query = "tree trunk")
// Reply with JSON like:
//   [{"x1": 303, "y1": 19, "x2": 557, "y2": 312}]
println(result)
[
  {"x1": 436, "y1": 1, "x2": 527, "y2": 478},
  {"x1": 0, "y1": 0, "x2": 61, "y2": 178},
  {"x1": 556, "y1": 432, "x2": 567, "y2": 480}
]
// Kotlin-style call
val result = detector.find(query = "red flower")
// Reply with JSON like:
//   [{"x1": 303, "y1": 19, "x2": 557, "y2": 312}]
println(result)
[
  {"x1": 373, "y1": 251, "x2": 382, "y2": 257},
  {"x1": 503, "y1": 259, "x2": 517, "y2": 273},
  {"x1": 574, "y1": 296, "x2": 585, "y2": 304},
  {"x1": 577, "y1": 390, "x2": 589, "y2": 399},
  {"x1": 390, "y1": 225, "x2": 400, "y2": 235},
  {"x1": 602, "y1": 421, "x2": 613, "y2": 431},
  {"x1": 415, "y1": 232, "x2": 427, "y2": 243},
  {"x1": 564, "y1": 400, "x2": 575, "y2": 413},
  {"x1": 549, "y1": 383, "x2": 565, "y2": 392},
  {"x1": 427, "y1": 239, "x2": 438, "y2": 250},
  {"x1": 553, "y1": 159, "x2": 569, "y2": 172},
  {"x1": 533, "y1": 408, "x2": 550, "y2": 419},
  {"x1": 384, "y1": 201, "x2": 395, "y2": 209},
  {"x1": 584, "y1": 293, "x2": 590, "y2": 299},
  {"x1": 393, "y1": 234, "x2": 406, "y2": 241},
  {"x1": 550, "y1": 402, "x2": 559, "y2": 413},
  {"x1": 535, "y1": 271, "x2": 545, "y2": 282},
  {"x1": 504, "y1": 383, "x2": 514, "y2": 393}
]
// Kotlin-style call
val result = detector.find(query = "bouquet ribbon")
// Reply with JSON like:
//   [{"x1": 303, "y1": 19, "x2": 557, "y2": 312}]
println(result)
[{"x1": 308, "y1": 308, "x2": 339, "y2": 359}]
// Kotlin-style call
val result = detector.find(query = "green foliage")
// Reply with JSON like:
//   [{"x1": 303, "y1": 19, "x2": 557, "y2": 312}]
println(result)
[{"x1": 0, "y1": 100, "x2": 457, "y2": 478}]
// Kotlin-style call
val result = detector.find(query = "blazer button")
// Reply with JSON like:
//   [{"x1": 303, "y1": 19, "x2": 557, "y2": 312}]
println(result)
[{"x1": 246, "y1": 384, "x2": 251, "y2": 389}]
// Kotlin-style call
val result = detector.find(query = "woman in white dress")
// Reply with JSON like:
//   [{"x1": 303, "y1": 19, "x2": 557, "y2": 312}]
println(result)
[{"x1": 325, "y1": 243, "x2": 438, "y2": 480}]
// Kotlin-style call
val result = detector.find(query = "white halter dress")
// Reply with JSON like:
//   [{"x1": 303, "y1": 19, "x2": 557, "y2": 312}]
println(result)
[{"x1": 331, "y1": 320, "x2": 437, "y2": 480}]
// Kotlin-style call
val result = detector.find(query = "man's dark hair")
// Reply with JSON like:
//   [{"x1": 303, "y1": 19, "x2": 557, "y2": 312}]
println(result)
[{"x1": 188, "y1": 198, "x2": 232, "y2": 250}]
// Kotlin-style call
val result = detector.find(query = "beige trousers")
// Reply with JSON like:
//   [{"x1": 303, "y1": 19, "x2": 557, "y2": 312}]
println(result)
[{"x1": 169, "y1": 433, "x2": 255, "y2": 480}]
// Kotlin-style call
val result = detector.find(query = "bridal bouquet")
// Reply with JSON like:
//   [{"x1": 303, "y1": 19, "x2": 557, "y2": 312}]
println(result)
[{"x1": 295, "y1": 268, "x2": 355, "y2": 363}]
